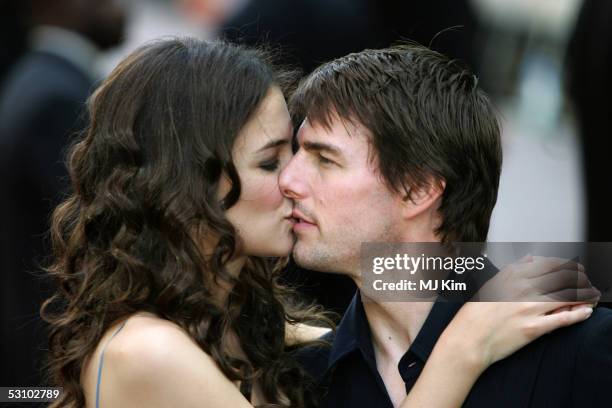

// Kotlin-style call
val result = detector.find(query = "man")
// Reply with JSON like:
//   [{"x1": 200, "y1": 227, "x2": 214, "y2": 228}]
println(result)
[
  {"x1": 0, "y1": 0, "x2": 126, "y2": 386},
  {"x1": 222, "y1": 0, "x2": 480, "y2": 315},
  {"x1": 279, "y1": 45, "x2": 612, "y2": 407}
]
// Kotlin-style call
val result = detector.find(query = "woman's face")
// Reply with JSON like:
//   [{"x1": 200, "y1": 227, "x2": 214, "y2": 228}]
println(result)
[{"x1": 220, "y1": 87, "x2": 296, "y2": 257}]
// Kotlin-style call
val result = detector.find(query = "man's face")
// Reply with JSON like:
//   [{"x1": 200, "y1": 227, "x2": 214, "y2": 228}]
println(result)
[{"x1": 279, "y1": 115, "x2": 406, "y2": 277}]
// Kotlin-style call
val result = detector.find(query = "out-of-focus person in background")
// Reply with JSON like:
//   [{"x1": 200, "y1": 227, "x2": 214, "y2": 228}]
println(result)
[
  {"x1": 0, "y1": 1, "x2": 29, "y2": 85},
  {"x1": 0, "y1": 0, "x2": 127, "y2": 387},
  {"x1": 218, "y1": 0, "x2": 480, "y2": 315},
  {"x1": 566, "y1": 0, "x2": 612, "y2": 243},
  {"x1": 220, "y1": 0, "x2": 479, "y2": 75},
  {"x1": 565, "y1": 0, "x2": 612, "y2": 309},
  {"x1": 221, "y1": 0, "x2": 376, "y2": 74}
]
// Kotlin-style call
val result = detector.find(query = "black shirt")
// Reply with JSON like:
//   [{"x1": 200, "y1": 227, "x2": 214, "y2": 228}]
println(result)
[{"x1": 298, "y1": 292, "x2": 612, "y2": 407}]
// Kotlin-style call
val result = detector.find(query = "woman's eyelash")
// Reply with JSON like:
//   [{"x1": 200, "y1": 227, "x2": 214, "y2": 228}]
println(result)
[{"x1": 259, "y1": 159, "x2": 280, "y2": 171}]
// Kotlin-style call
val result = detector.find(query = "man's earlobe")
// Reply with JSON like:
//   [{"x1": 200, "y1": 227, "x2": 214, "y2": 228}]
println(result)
[{"x1": 401, "y1": 179, "x2": 446, "y2": 218}]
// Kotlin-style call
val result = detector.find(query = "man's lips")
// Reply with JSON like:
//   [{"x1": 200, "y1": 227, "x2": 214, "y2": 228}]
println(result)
[
  {"x1": 291, "y1": 209, "x2": 317, "y2": 231},
  {"x1": 284, "y1": 216, "x2": 297, "y2": 225},
  {"x1": 291, "y1": 209, "x2": 316, "y2": 225}
]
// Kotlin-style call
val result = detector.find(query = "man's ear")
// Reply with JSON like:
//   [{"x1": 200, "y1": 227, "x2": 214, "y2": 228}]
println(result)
[{"x1": 401, "y1": 178, "x2": 446, "y2": 220}]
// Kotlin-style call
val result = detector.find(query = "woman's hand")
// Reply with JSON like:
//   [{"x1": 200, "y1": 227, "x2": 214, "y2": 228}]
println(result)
[
  {"x1": 454, "y1": 255, "x2": 600, "y2": 366},
  {"x1": 476, "y1": 255, "x2": 600, "y2": 303},
  {"x1": 399, "y1": 255, "x2": 600, "y2": 408},
  {"x1": 441, "y1": 301, "x2": 594, "y2": 369}
]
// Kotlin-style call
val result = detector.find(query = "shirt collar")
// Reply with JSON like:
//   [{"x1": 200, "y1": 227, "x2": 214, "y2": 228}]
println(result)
[
  {"x1": 405, "y1": 300, "x2": 463, "y2": 361},
  {"x1": 328, "y1": 291, "x2": 463, "y2": 371},
  {"x1": 328, "y1": 291, "x2": 373, "y2": 369},
  {"x1": 406, "y1": 256, "x2": 498, "y2": 360}
]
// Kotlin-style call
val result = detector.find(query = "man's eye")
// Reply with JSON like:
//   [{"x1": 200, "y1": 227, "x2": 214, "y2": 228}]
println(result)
[
  {"x1": 259, "y1": 159, "x2": 280, "y2": 172},
  {"x1": 318, "y1": 155, "x2": 334, "y2": 165}
]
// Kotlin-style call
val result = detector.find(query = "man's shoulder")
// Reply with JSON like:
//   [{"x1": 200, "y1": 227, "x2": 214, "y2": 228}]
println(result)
[
  {"x1": 541, "y1": 307, "x2": 612, "y2": 405},
  {"x1": 519, "y1": 306, "x2": 612, "y2": 383},
  {"x1": 466, "y1": 308, "x2": 612, "y2": 407},
  {"x1": 565, "y1": 307, "x2": 612, "y2": 366},
  {"x1": 546, "y1": 307, "x2": 612, "y2": 351},
  {"x1": 578, "y1": 306, "x2": 612, "y2": 334}
]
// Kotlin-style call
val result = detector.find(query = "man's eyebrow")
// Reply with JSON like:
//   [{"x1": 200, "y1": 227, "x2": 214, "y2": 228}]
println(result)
[
  {"x1": 256, "y1": 138, "x2": 290, "y2": 152},
  {"x1": 302, "y1": 141, "x2": 342, "y2": 157}
]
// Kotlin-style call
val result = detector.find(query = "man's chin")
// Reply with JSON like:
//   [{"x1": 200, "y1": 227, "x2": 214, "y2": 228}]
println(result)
[{"x1": 292, "y1": 244, "x2": 337, "y2": 273}]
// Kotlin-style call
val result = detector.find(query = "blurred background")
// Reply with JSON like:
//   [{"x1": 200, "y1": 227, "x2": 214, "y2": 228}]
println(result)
[{"x1": 1, "y1": 0, "x2": 610, "y2": 389}]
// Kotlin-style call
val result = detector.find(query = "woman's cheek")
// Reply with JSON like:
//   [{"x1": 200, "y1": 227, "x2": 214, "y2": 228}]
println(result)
[{"x1": 247, "y1": 174, "x2": 284, "y2": 211}]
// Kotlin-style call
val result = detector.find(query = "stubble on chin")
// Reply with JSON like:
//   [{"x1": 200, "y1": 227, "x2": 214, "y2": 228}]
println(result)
[
  {"x1": 292, "y1": 237, "x2": 361, "y2": 276},
  {"x1": 293, "y1": 239, "x2": 335, "y2": 272}
]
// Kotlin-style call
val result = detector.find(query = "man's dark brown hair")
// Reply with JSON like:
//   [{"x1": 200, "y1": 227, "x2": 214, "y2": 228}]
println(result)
[{"x1": 290, "y1": 44, "x2": 502, "y2": 243}]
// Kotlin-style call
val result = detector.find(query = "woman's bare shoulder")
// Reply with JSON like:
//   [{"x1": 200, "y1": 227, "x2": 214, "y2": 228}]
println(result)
[
  {"x1": 105, "y1": 313, "x2": 197, "y2": 365},
  {"x1": 89, "y1": 313, "x2": 252, "y2": 408}
]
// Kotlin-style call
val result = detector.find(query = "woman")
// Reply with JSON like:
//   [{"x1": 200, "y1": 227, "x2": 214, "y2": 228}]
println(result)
[{"x1": 42, "y1": 38, "x2": 595, "y2": 407}]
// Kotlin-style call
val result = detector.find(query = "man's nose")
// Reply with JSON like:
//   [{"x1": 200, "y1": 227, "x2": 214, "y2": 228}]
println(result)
[{"x1": 279, "y1": 153, "x2": 306, "y2": 200}]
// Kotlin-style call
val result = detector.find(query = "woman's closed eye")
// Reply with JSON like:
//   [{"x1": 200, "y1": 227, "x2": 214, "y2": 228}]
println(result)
[{"x1": 259, "y1": 158, "x2": 280, "y2": 172}]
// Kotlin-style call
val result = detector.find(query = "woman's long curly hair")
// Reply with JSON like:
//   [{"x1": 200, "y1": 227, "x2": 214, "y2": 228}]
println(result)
[{"x1": 42, "y1": 37, "x2": 332, "y2": 407}]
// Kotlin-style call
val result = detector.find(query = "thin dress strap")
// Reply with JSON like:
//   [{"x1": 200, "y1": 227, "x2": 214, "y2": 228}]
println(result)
[{"x1": 95, "y1": 321, "x2": 127, "y2": 408}]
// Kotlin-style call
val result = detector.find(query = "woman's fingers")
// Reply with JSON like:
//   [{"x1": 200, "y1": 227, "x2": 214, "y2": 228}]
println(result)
[
  {"x1": 528, "y1": 267, "x2": 601, "y2": 302},
  {"x1": 529, "y1": 269, "x2": 591, "y2": 293},
  {"x1": 444, "y1": 300, "x2": 597, "y2": 367},
  {"x1": 481, "y1": 256, "x2": 600, "y2": 302},
  {"x1": 544, "y1": 286, "x2": 601, "y2": 303},
  {"x1": 514, "y1": 256, "x2": 582, "y2": 279},
  {"x1": 552, "y1": 305, "x2": 571, "y2": 313},
  {"x1": 535, "y1": 305, "x2": 593, "y2": 335},
  {"x1": 547, "y1": 302, "x2": 599, "y2": 315},
  {"x1": 523, "y1": 298, "x2": 600, "y2": 316},
  {"x1": 455, "y1": 255, "x2": 601, "y2": 366}
]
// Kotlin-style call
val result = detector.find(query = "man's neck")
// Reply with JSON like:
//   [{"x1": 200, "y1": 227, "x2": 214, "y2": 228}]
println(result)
[
  {"x1": 360, "y1": 295, "x2": 434, "y2": 362},
  {"x1": 359, "y1": 292, "x2": 434, "y2": 407}
]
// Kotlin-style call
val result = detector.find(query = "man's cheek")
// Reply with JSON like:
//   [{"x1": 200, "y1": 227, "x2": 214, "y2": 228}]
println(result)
[{"x1": 328, "y1": 209, "x2": 354, "y2": 236}]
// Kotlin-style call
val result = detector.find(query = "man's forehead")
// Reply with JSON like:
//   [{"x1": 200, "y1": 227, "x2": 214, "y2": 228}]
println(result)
[
  {"x1": 297, "y1": 116, "x2": 369, "y2": 146},
  {"x1": 296, "y1": 115, "x2": 380, "y2": 169}
]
